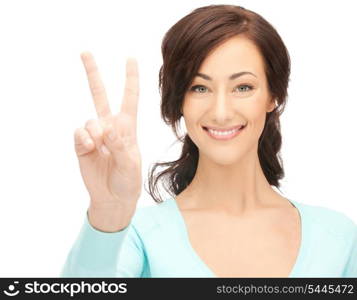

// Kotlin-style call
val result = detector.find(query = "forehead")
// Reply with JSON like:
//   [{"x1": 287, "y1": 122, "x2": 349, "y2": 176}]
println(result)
[{"x1": 197, "y1": 35, "x2": 265, "y2": 79}]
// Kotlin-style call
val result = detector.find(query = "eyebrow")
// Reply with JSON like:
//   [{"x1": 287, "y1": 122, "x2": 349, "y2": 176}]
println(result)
[{"x1": 195, "y1": 71, "x2": 257, "y2": 80}]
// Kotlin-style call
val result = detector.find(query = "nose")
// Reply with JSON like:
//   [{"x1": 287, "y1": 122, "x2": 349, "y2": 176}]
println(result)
[{"x1": 209, "y1": 92, "x2": 235, "y2": 124}]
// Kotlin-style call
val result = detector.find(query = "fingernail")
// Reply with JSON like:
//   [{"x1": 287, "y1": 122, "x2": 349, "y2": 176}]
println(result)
[
  {"x1": 101, "y1": 145, "x2": 110, "y2": 155},
  {"x1": 84, "y1": 139, "x2": 93, "y2": 146}
]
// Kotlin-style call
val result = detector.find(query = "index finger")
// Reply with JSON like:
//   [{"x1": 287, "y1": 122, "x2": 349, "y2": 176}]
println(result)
[
  {"x1": 120, "y1": 57, "x2": 139, "y2": 119},
  {"x1": 80, "y1": 51, "x2": 112, "y2": 119}
]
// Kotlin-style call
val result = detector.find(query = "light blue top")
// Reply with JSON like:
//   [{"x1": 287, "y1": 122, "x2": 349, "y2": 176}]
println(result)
[{"x1": 60, "y1": 197, "x2": 357, "y2": 277}]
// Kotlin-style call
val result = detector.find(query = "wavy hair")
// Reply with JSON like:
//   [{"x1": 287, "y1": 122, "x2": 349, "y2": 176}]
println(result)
[{"x1": 145, "y1": 4, "x2": 291, "y2": 203}]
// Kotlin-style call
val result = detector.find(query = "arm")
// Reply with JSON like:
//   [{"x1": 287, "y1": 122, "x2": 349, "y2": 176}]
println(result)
[{"x1": 60, "y1": 210, "x2": 146, "y2": 277}]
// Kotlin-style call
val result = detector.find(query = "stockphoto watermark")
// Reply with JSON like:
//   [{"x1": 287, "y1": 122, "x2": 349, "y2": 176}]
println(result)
[{"x1": 2, "y1": 280, "x2": 128, "y2": 297}]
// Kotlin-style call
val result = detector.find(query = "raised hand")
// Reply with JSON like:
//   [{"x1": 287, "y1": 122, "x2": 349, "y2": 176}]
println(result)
[{"x1": 73, "y1": 52, "x2": 142, "y2": 232}]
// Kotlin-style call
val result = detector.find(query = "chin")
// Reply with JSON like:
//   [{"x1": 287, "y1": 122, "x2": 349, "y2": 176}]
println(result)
[{"x1": 200, "y1": 149, "x2": 245, "y2": 166}]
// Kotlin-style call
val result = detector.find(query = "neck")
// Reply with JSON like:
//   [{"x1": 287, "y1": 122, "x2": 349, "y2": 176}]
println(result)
[{"x1": 178, "y1": 147, "x2": 287, "y2": 215}]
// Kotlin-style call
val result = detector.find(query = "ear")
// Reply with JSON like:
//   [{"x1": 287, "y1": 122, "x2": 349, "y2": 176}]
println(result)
[{"x1": 267, "y1": 98, "x2": 277, "y2": 113}]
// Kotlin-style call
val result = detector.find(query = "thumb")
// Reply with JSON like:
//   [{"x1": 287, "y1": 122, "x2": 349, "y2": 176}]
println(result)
[{"x1": 102, "y1": 125, "x2": 127, "y2": 157}]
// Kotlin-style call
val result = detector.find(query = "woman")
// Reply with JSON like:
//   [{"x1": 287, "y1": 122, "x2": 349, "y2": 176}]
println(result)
[{"x1": 61, "y1": 4, "x2": 357, "y2": 277}]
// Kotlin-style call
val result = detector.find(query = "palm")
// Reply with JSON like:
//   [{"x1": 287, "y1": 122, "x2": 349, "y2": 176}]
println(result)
[{"x1": 74, "y1": 52, "x2": 142, "y2": 210}]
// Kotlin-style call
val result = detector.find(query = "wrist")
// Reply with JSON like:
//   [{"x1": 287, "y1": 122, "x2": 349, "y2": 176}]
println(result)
[{"x1": 87, "y1": 203, "x2": 133, "y2": 233}]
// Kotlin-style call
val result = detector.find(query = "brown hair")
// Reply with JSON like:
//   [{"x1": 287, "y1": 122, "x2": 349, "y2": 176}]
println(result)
[{"x1": 145, "y1": 4, "x2": 291, "y2": 203}]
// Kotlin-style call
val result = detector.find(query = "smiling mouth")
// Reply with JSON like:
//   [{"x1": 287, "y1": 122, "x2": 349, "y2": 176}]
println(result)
[{"x1": 202, "y1": 125, "x2": 246, "y2": 140}]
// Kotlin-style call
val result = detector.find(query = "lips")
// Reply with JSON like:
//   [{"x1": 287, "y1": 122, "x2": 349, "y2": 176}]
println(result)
[
  {"x1": 202, "y1": 124, "x2": 246, "y2": 141},
  {"x1": 202, "y1": 124, "x2": 246, "y2": 132}
]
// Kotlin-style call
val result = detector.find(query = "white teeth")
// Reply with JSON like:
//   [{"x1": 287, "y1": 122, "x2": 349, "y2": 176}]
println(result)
[{"x1": 208, "y1": 128, "x2": 240, "y2": 136}]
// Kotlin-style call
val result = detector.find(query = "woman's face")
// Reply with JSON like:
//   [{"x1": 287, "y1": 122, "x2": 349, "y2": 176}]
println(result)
[{"x1": 182, "y1": 35, "x2": 276, "y2": 166}]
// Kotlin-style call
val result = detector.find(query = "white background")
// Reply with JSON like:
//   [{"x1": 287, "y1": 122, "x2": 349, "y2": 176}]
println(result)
[{"x1": 0, "y1": 0, "x2": 356, "y2": 276}]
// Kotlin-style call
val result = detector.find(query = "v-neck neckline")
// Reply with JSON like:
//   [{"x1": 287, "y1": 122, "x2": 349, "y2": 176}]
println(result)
[{"x1": 167, "y1": 196, "x2": 308, "y2": 278}]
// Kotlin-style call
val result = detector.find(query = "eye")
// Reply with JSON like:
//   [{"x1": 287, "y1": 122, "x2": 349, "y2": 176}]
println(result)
[
  {"x1": 189, "y1": 84, "x2": 254, "y2": 94},
  {"x1": 190, "y1": 85, "x2": 208, "y2": 93},
  {"x1": 234, "y1": 84, "x2": 254, "y2": 93}
]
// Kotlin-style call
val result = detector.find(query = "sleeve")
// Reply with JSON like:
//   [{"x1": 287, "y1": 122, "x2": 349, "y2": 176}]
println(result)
[
  {"x1": 342, "y1": 225, "x2": 357, "y2": 277},
  {"x1": 60, "y1": 210, "x2": 147, "y2": 277}
]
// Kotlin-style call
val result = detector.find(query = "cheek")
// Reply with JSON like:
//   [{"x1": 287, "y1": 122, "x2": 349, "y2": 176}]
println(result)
[
  {"x1": 182, "y1": 101, "x2": 202, "y2": 129},
  {"x1": 237, "y1": 101, "x2": 268, "y2": 147},
  {"x1": 244, "y1": 100, "x2": 268, "y2": 128},
  {"x1": 183, "y1": 115, "x2": 199, "y2": 137}
]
